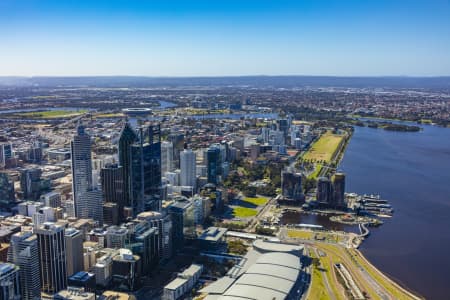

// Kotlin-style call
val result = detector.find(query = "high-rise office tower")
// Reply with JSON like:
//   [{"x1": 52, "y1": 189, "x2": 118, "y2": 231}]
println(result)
[
  {"x1": 40, "y1": 191, "x2": 61, "y2": 208},
  {"x1": 7, "y1": 232, "x2": 41, "y2": 300},
  {"x1": 0, "y1": 142, "x2": 13, "y2": 168},
  {"x1": 136, "y1": 211, "x2": 171, "y2": 261},
  {"x1": 28, "y1": 141, "x2": 43, "y2": 164},
  {"x1": 0, "y1": 262, "x2": 20, "y2": 300},
  {"x1": 316, "y1": 177, "x2": 332, "y2": 204},
  {"x1": 180, "y1": 149, "x2": 196, "y2": 189},
  {"x1": 168, "y1": 199, "x2": 194, "y2": 252},
  {"x1": 168, "y1": 133, "x2": 184, "y2": 169},
  {"x1": 71, "y1": 123, "x2": 93, "y2": 216},
  {"x1": 36, "y1": 222, "x2": 67, "y2": 295},
  {"x1": 161, "y1": 141, "x2": 174, "y2": 174},
  {"x1": 101, "y1": 163, "x2": 125, "y2": 221},
  {"x1": 0, "y1": 172, "x2": 15, "y2": 211},
  {"x1": 281, "y1": 170, "x2": 303, "y2": 201},
  {"x1": 77, "y1": 189, "x2": 104, "y2": 225},
  {"x1": 332, "y1": 172, "x2": 346, "y2": 208},
  {"x1": 277, "y1": 119, "x2": 289, "y2": 137},
  {"x1": 127, "y1": 223, "x2": 159, "y2": 274},
  {"x1": 118, "y1": 122, "x2": 139, "y2": 210},
  {"x1": 261, "y1": 127, "x2": 270, "y2": 143},
  {"x1": 207, "y1": 145, "x2": 221, "y2": 185},
  {"x1": 20, "y1": 168, "x2": 49, "y2": 201},
  {"x1": 65, "y1": 228, "x2": 84, "y2": 277},
  {"x1": 130, "y1": 125, "x2": 162, "y2": 215}
]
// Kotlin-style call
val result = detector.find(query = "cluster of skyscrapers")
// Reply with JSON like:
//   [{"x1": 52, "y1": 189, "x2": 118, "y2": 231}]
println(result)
[
  {"x1": 0, "y1": 118, "x2": 240, "y2": 299},
  {"x1": 316, "y1": 173, "x2": 346, "y2": 208}
]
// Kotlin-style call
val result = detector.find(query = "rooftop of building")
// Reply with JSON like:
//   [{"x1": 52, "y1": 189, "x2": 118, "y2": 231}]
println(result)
[
  {"x1": 181, "y1": 264, "x2": 203, "y2": 277},
  {"x1": 55, "y1": 287, "x2": 95, "y2": 300},
  {"x1": 252, "y1": 240, "x2": 304, "y2": 255},
  {"x1": 0, "y1": 262, "x2": 18, "y2": 275},
  {"x1": 136, "y1": 211, "x2": 162, "y2": 220},
  {"x1": 99, "y1": 291, "x2": 134, "y2": 300},
  {"x1": 164, "y1": 277, "x2": 188, "y2": 291},
  {"x1": 198, "y1": 227, "x2": 228, "y2": 242},
  {"x1": 69, "y1": 271, "x2": 95, "y2": 282},
  {"x1": 204, "y1": 252, "x2": 301, "y2": 300}
]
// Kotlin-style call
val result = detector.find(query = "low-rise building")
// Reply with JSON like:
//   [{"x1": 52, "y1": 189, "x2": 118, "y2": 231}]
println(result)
[{"x1": 163, "y1": 264, "x2": 203, "y2": 300}]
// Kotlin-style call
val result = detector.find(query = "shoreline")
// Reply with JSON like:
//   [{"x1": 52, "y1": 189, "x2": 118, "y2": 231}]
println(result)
[
  {"x1": 355, "y1": 249, "x2": 425, "y2": 300},
  {"x1": 337, "y1": 129, "x2": 423, "y2": 298}
]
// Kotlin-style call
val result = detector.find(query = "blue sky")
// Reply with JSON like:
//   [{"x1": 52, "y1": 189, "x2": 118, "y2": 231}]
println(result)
[{"x1": 1, "y1": 0, "x2": 449, "y2": 76}]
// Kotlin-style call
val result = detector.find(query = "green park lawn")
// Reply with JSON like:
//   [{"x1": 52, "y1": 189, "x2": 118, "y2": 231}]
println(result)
[
  {"x1": 303, "y1": 131, "x2": 344, "y2": 163},
  {"x1": 242, "y1": 196, "x2": 268, "y2": 206},
  {"x1": 233, "y1": 207, "x2": 258, "y2": 218},
  {"x1": 16, "y1": 110, "x2": 88, "y2": 119}
]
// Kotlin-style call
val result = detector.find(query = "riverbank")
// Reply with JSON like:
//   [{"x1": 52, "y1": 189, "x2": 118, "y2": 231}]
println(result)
[{"x1": 340, "y1": 122, "x2": 450, "y2": 299}]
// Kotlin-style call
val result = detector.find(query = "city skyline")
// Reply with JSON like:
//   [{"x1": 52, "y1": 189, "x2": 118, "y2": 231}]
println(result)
[{"x1": 1, "y1": 0, "x2": 450, "y2": 76}]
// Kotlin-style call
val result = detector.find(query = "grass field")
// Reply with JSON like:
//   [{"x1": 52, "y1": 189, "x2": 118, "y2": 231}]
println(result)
[
  {"x1": 308, "y1": 164, "x2": 323, "y2": 179},
  {"x1": 303, "y1": 131, "x2": 344, "y2": 163},
  {"x1": 95, "y1": 112, "x2": 124, "y2": 118},
  {"x1": 308, "y1": 249, "x2": 333, "y2": 300},
  {"x1": 15, "y1": 110, "x2": 87, "y2": 119},
  {"x1": 242, "y1": 196, "x2": 268, "y2": 206},
  {"x1": 287, "y1": 229, "x2": 314, "y2": 240},
  {"x1": 232, "y1": 207, "x2": 257, "y2": 218}
]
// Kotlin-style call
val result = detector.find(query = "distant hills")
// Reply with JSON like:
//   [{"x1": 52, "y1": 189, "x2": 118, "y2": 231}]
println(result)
[{"x1": 0, "y1": 75, "x2": 449, "y2": 89}]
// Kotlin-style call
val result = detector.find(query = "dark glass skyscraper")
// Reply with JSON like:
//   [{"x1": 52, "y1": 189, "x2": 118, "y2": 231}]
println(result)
[
  {"x1": 127, "y1": 125, "x2": 162, "y2": 215},
  {"x1": 316, "y1": 176, "x2": 332, "y2": 204},
  {"x1": 101, "y1": 163, "x2": 125, "y2": 221},
  {"x1": 118, "y1": 122, "x2": 138, "y2": 210},
  {"x1": 0, "y1": 172, "x2": 15, "y2": 211},
  {"x1": 207, "y1": 145, "x2": 221, "y2": 185},
  {"x1": 331, "y1": 172, "x2": 346, "y2": 208}
]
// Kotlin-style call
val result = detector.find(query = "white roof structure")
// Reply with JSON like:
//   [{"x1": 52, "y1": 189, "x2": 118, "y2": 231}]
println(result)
[{"x1": 216, "y1": 252, "x2": 301, "y2": 300}]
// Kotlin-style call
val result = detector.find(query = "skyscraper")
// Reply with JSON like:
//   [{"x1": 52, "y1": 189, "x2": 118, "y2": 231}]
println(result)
[
  {"x1": 65, "y1": 228, "x2": 84, "y2": 277},
  {"x1": 118, "y1": 122, "x2": 138, "y2": 210},
  {"x1": 130, "y1": 125, "x2": 162, "y2": 215},
  {"x1": 168, "y1": 133, "x2": 184, "y2": 169},
  {"x1": 7, "y1": 231, "x2": 41, "y2": 300},
  {"x1": 36, "y1": 222, "x2": 67, "y2": 295},
  {"x1": 331, "y1": 172, "x2": 346, "y2": 208},
  {"x1": 281, "y1": 170, "x2": 303, "y2": 201},
  {"x1": 316, "y1": 177, "x2": 332, "y2": 205},
  {"x1": 78, "y1": 189, "x2": 104, "y2": 225},
  {"x1": 0, "y1": 172, "x2": 15, "y2": 211},
  {"x1": 71, "y1": 123, "x2": 93, "y2": 216},
  {"x1": 101, "y1": 163, "x2": 125, "y2": 221},
  {"x1": 161, "y1": 141, "x2": 174, "y2": 174},
  {"x1": 0, "y1": 262, "x2": 20, "y2": 300},
  {"x1": 20, "y1": 168, "x2": 49, "y2": 201},
  {"x1": 0, "y1": 142, "x2": 13, "y2": 168},
  {"x1": 180, "y1": 149, "x2": 196, "y2": 189},
  {"x1": 207, "y1": 145, "x2": 221, "y2": 185}
]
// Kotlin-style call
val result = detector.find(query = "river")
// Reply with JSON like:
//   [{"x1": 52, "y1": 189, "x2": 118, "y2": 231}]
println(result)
[{"x1": 339, "y1": 123, "x2": 450, "y2": 299}]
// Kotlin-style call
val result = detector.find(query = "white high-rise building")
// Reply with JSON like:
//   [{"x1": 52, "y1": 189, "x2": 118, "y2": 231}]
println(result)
[
  {"x1": 180, "y1": 149, "x2": 196, "y2": 188},
  {"x1": 71, "y1": 123, "x2": 93, "y2": 217},
  {"x1": 7, "y1": 231, "x2": 41, "y2": 300},
  {"x1": 161, "y1": 141, "x2": 174, "y2": 175}
]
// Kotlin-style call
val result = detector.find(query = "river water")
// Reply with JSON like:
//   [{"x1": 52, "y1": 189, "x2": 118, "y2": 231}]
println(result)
[{"x1": 339, "y1": 123, "x2": 450, "y2": 299}]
